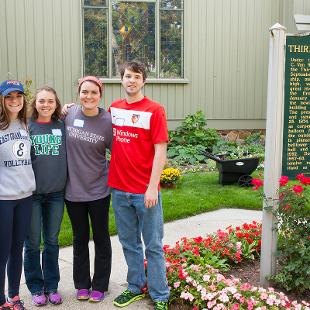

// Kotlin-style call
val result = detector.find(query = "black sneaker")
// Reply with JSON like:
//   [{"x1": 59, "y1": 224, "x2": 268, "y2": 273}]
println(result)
[
  {"x1": 113, "y1": 289, "x2": 145, "y2": 307},
  {"x1": 154, "y1": 301, "x2": 168, "y2": 310}
]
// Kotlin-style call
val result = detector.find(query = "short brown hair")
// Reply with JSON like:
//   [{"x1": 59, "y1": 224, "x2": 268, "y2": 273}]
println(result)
[
  {"x1": 30, "y1": 86, "x2": 62, "y2": 121},
  {"x1": 120, "y1": 61, "x2": 147, "y2": 82}
]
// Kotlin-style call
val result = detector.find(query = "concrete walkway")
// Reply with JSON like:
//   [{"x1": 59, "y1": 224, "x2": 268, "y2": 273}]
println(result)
[{"x1": 18, "y1": 208, "x2": 262, "y2": 309}]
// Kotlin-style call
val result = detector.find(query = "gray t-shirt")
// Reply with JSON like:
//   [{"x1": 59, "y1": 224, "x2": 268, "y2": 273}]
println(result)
[
  {"x1": 29, "y1": 119, "x2": 67, "y2": 194},
  {"x1": 65, "y1": 105, "x2": 112, "y2": 202},
  {"x1": 0, "y1": 120, "x2": 36, "y2": 200}
]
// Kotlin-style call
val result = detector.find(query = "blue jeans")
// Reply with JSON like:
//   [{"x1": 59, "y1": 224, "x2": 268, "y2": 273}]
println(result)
[
  {"x1": 24, "y1": 191, "x2": 64, "y2": 294},
  {"x1": 112, "y1": 189, "x2": 170, "y2": 302}
]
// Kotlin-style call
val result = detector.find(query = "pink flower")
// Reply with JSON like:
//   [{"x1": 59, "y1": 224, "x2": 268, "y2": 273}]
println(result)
[
  {"x1": 173, "y1": 281, "x2": 180, "y2": 288},
  {"x1": 180, "y1": 292, "x2": 194, "y2": 302},
  {"x1": 292, "y1": 185, "x2": 304, "y2": 193},
  {"x1": 209, "y1": 284, "x2": 217, "y2": 291},
  {"x1": 207, "y1": 300, "x2": 216, "y2": 309},
  {"x1": 203, "y1": 274, "x2": 210, "y2": 282},
  {"x1": 185, "y1": 276, "x2": 193, "y2": 283},
  {"x1": 266, "y1": 297, "x2": 274, "y2": 306},
  {"x1": 216, "y1": 274, "x2": 225, "y2": 282},
  {"x1": 218, "y1": 293, "x2": 229, "y2": 303},
  {"x1": 279, "y1": 176, "x2": 289, "y2": 187},
  {"x1": 240, "y1": 283, "x2": 252, "y2": 291}
]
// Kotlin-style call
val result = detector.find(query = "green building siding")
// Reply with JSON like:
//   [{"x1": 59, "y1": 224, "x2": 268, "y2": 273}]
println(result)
[
  {"x1": 0, "y1": 0, "x2": 308, "y2": 129},
  {"x1": 0, "y1": 0, "x2": 81, "y2": 105}
]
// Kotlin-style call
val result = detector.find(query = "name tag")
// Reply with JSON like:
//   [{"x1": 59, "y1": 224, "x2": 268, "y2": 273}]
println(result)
[
  {"x1": 52, "y1": 129, "x2": 62, "y2": 136},
  {"x1": 19, "y1": 129, "x2": 28, "y2": 137},
  {"x1": 74, "y1": 119, "x2": 84, "y2": 127}
]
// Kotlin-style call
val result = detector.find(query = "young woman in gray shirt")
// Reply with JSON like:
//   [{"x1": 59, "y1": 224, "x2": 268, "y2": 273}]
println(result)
[{"x1": 64, "y1": 76, "x2": 112, "y2": 303}]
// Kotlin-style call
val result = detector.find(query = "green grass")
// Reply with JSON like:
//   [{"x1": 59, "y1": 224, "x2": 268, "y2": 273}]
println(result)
[{"x1": 58, "y1": 171, "x2": 262, "y2": 247}]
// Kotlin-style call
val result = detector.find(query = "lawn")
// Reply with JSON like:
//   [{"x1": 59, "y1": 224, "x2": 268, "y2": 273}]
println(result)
[{"x1": 58, "y1": 171, "x2": 263, "y2": 247}]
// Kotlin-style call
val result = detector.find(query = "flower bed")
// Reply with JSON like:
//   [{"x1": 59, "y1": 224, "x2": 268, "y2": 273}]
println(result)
[{"x1": 157, "y1": 222, "x2": 310, "y2": 309}]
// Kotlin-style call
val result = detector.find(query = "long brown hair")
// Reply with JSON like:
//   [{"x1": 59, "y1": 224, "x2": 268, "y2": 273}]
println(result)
[
  {"x1": 30, "y1": 86, "x2": 62, "y2": 121},
  {"x1": 0, "y1": 94, "x2": 28, "y2": 130}
]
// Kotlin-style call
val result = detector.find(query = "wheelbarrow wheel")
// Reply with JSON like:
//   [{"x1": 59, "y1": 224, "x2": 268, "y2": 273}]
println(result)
[{"x1": 238, "y1": 175, "x2": 253, "y2": 187}]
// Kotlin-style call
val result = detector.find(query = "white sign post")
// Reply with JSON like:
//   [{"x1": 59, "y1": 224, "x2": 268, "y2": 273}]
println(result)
[{"x1": 260, "y1": 23, "x2": 286, "y2": 286}]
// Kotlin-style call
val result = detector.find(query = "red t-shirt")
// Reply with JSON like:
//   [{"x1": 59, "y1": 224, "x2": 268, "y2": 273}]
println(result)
[{"x1": 108, "y1": 96, "x2": 168, "y2": 194}]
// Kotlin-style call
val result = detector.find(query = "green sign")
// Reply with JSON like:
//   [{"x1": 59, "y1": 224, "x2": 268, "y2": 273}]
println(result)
[{"x1": 282, "y1": 35, "x2": 310, "y2": 178}]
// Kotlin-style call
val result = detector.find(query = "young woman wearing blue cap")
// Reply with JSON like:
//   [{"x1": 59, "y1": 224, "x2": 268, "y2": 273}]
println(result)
[
  {"x1": 0, "y1": 80, "x2": 36, "y2": 310},
  {"x1": 23, "y1": 86, "x2": 67, "y2": 307}
]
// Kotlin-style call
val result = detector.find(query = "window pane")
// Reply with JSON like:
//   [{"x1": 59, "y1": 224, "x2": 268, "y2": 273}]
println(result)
[
  {"x1": 160, "y1": 10, "x2": 183, "y2": 78},
  {"x1": 160, "y1": 0, "x2": 183, "y2": 9},
  {"x1": 84, "y1": 8, "x2": 108, "y2": 77},
  {"x1": 112, "y1": 1, "x2": 156, "y2": 77},
  {"x1": 84, "y1": 0, "x2": 107, "y2": 6}
]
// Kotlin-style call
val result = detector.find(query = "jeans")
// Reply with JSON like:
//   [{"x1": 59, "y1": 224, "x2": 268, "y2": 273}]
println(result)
[
  {"x1": 65, "y1": 196, "x2": 111, "y2": 292},
  {"x1": 0, "y1": 196, "x2": 33, "y2": 305},
  {"x1": 24, "y1": 191, "x2": 64, "y2": 294},
  {"x1": 112, "y1": 189, "x2": 170, "y2": 302}
]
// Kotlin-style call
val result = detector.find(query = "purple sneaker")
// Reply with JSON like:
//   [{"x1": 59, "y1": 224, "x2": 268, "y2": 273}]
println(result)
[
  {"x1": 76, "y1": 289, "x2": 89, "y2": 301},
  {"x1": 32, "y1": 293, "x2": 47, "y2": 307},
  {"x1": 48, "y1": 292, "x2": 63, "y2": 305},
  {"x1": 89, "y1": 290, "x2": 104, "y2": 302}
]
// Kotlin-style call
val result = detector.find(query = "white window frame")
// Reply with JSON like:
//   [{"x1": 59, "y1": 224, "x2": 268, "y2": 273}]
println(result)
[{"x1": 81, "y1": 0, "x2": 186, "y2": 82}]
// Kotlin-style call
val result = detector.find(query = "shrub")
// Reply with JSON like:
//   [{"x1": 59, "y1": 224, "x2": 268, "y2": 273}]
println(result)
[
  {"x1": 252, "y1": 174, "x2": 310, "y2": 293},
  {"x1": 167, "y1": 145, "x2": 208, "y2": 166},
  {"x1": 169, "y1": 111, "x2": 219, "y2": 149},
  {"x1": 168, "y1": 111, "x2": 220, "y2": 165}
]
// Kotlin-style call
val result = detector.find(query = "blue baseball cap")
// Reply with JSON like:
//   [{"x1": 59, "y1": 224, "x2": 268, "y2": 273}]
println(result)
[{"x1": 0, "y1": 80, "x2": 25, "y2": 96}]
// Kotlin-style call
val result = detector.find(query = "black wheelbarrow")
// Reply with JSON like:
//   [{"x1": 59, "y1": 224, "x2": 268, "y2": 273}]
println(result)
[{"x1": 202, "y1": 151, "x2": 259, "y2": 186}]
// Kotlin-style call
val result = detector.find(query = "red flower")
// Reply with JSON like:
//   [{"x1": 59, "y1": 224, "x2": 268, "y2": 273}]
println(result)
[
  {"x1": 192, "y1": 246, "x2": 200, "y2": 256},
  {"x1": 300, "y1": 176, "x2": 310, "y2": 185},
  {"x1": 279, "y1": 176, "x2": 289, "y2": 187},
  {"x1": 296, "y1": 173, "x2": 310, "y2": 185},
  {"x1": 192, "y1": 236, "x2": 203, "y2": 244},
  {"x1": 283, "y1": 204, "x2": 292, "y2": 211},
  {"x1": 251, "y1": 178, "x2": 263, "y2": 190},
  {"x1": 163, "y1": 245, "x2": 170, "y2": 252},
  {"x1": 178, "y1": 268, "x2": 186, "y2": 280},
  {"x1": 292, "y1": 185, "x2": 304, "y2": 193},
  {"x1": 296, "y1": 173, "x2": 305, "y2": 181}
]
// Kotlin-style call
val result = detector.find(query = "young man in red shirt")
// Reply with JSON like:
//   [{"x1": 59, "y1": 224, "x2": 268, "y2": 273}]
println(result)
[{"x1": 108, "y1": 61, "x2": 170, "y2": 310}]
